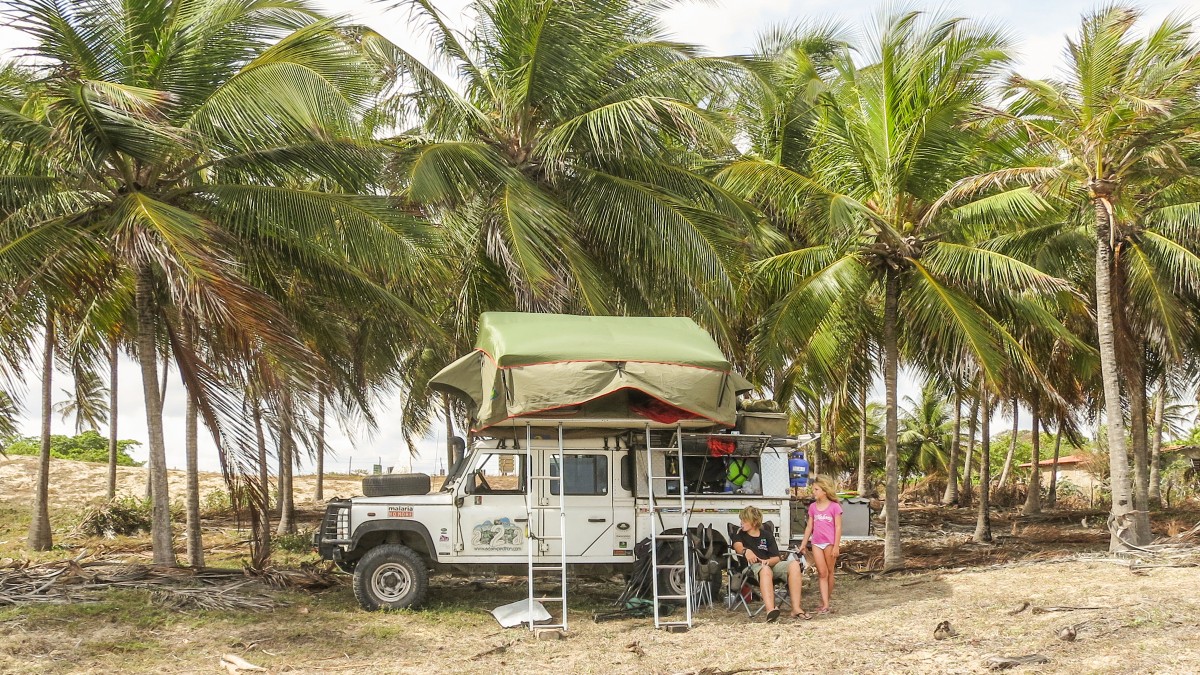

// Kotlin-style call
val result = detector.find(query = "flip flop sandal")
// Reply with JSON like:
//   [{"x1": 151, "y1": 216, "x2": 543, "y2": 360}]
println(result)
[
  {"x1": 817, "y1": 607, "x2": 830, "y2": 615},
  {"x1": 791, "y1": 611, "x2": 812, "y2": 621},
  {"x1": 766, "y1": 609, "x2": 781, "y2": 623}
]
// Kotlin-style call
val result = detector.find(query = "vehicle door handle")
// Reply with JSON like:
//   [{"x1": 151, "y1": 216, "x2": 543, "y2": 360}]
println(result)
[
  {"x1": 588, "y1": 518, "x2": 607, "y2": 523},
  {"x1": 514, "y1": 518, "x2": 529, "y2": 523}
]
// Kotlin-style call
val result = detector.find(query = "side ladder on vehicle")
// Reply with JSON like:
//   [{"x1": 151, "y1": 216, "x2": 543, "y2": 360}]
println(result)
[
  {"x1": 525, "y1": 422, "x2": 568, "y2": 631},
  {"x1": 645, "y1": 423, "x2": 693, "y2": 631}
]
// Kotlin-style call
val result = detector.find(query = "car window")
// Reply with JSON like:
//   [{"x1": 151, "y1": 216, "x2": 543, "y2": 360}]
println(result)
[{"x1": 549, "y1": 454, "x2": 608, "y2": 496}]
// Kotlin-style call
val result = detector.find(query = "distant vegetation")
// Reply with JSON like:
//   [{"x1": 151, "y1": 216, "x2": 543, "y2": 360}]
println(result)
[{"x1": 4, "y1": 431, "x2": 140, "y2": 466}]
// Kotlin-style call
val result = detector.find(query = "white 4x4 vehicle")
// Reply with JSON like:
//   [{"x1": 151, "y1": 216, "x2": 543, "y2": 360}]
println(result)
[
  {"x1": 316, "y1": 427, "x2": 800, "y2": 610},
  {"x1": 313, "y1": 313, "x2": 807, "y2": 611}
]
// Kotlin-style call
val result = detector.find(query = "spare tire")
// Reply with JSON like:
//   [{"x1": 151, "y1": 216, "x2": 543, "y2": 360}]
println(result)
[{"x1": 362, "y1": 473, "x2": 431, "y2": 497}]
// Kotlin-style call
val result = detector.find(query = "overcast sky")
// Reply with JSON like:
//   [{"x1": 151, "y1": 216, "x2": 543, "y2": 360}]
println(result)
[{"x1": 0, "y1": 1, "x2": 1192, "y2": 475}]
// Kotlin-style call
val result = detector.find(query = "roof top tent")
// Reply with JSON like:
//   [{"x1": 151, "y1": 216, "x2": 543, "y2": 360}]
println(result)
[{"x1": 429, "y1": 312, "x2": 756, "y2": 435}]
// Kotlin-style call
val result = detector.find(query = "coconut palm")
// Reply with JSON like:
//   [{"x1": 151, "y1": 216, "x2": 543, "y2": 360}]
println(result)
[
  {"x1": 383, "y1": 0, "x2": 758, "y2": 337},
  {"x1": 722, "y1": 11, "x2": 1071, "y2": 569},
  {"x1": 952, "y1": 7, "x2": 1200, "y2": 548},
  {"x1": 898, "y1": 381, "x2": 953, "y2": 482},
  {"x1": 54, "y1": 367, "x2": 109, "y2": 434},
  {"x1": 0, "y1": 0, "x2": 433, "y2": 564}
]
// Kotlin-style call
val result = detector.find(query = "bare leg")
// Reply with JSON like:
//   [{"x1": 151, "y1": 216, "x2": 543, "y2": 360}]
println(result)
[
  {"x1": 786, "y1": 560, "x2": 805, "y2": 616},
  {"x1": 759, "y1": 566, "x2": 775, "y2": 612},
  {"x1": 812, "y1": 547, "x2": 832, "y2": 611},
  {"x1": 822, "y1": 545, "x2": 838, "y2": 610}
]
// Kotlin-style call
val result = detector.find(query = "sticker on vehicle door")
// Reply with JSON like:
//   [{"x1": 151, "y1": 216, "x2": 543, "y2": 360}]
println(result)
[
  {"x1": 387, "y1": 505, "x2": 414, "y2": 518},
  {"x1": 471, "y1": 517, "x2": 524, "y2": 550}
]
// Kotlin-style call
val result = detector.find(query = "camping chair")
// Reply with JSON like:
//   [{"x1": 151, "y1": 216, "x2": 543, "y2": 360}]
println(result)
[{"x1": 725, "y1": 521, "x2": 793, "y2": 617}]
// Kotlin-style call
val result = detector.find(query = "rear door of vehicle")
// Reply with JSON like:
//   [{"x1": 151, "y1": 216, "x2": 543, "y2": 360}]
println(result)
[{"x1": 538, "y1": 447, "x2": 615, "y2": 559}]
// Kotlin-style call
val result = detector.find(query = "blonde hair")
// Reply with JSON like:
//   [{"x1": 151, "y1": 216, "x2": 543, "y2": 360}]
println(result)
[
  {"x1": 811, "y1": 476, "x2": 840, "y2": 502},
  {"x1": 738, "y1": 505, "x2": 763, "y2": 528}
]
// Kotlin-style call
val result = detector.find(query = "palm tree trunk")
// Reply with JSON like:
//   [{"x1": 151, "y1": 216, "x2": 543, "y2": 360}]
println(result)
[
  {"x1": 1047, "y1": 424, "x2": 1063, "y2": 508},
  {"x1": 250, "y1": 400, "x2": 272, "y2": 568},
  {"x1": 136, "y1": 266, "x2": 175, "y2": 566},
  {"x1": 997, "y1": 397, "x2": 1018, "y2": 487},
  {"x1": 27, "y1": 307, "x2": 55, "y2": 551},
  {"x1": 276, "y1": 397, "x2": 296, "y2": 536},
  {"x1": 942, "y1": 390, "x2": 962, "y2": 505},
  {"x1": 315, "y1": 390, "x2": 325, "y2": 503},
  {"x1": 1128, "y1": 352, "x2": 1152, "y2": 544},
  {"x1": 882, "y1": 269, "x2": 903, "y2": 570},
  {"x1": 184, "y1": 387, "x2": 203, "y2": 568},
  {"x1": 857, "y1": 384, "x2": 868, "y2": 496},
  {"x1": 1149, "y1": 373, "x2": 1166, "y2": 507},
  {"x1": 814, "y1": 398, "x2": 823, "y2": 477},
  {"x1": 973, "y1": 389, "x2": 992, "y2": 543},
  {"x1": 1092, "y1": 194, "x2": 1136, "y2": 552},
  {"x1": 960, "y1": 394, "x2": 978, "y2": 507},
  {"x1": 1022, "y1": 396, "x2": 1042, "y2": 514},
  {"x1": 107, "y1": 336, "x2": 118, "y2": 501}
]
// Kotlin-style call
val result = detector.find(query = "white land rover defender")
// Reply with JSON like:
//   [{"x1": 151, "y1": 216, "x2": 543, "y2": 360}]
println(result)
[{"x1": 315, "y1": 313, "x2": 809, "y2": 614}]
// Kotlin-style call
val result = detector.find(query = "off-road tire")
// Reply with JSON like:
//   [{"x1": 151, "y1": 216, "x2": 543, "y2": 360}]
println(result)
[
  {"x1": 353, "y1": 544, "x2": 429, "y2": 611},
  {"x1": 657, "y1": 529, "x2": 720, "y2": 601},
  {"x1": 361, "y1": 473, "x2": 431, "y2": 497}
]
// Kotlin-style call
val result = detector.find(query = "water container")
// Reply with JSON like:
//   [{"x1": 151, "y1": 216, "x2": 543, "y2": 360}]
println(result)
[{"x1": 789, "y1": 452, "x2": 810, "y2": 488}]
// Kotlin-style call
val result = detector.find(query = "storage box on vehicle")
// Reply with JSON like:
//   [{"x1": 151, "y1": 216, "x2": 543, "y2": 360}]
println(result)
[{"x1": 736, "y1": 412, "x2": 788, "y2": 437}]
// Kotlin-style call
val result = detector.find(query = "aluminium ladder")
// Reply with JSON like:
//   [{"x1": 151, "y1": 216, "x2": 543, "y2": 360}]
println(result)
[
  {"x1": 525, "y1": 422, "x2": 568, "y2": 631},
  {"x1": 645, "y1": 424, "x2": 693, "y2": 631}
]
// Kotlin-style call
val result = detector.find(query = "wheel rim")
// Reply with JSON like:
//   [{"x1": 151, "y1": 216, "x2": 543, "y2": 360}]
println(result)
[
  {"x1": 371, "y1": 562, "x2": 413, "y2": 602},
  {"x1": 667, "y1": 567, "x2": 688, "y2": 596}
]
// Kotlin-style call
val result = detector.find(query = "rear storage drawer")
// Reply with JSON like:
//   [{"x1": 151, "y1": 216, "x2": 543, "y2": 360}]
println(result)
[{"x1": 736, "y1": 412, "x2": 788, "y2": 437}]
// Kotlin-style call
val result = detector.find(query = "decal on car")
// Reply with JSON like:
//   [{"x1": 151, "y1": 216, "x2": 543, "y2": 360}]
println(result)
[{"x1": 471, "y1": 517, "x2": 524, "y2": 550}]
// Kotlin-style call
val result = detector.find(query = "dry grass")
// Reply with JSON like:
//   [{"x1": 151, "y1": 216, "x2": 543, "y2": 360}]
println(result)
[{"x1": 1, "y1": 456, "x2": 1199, "y2": 674}]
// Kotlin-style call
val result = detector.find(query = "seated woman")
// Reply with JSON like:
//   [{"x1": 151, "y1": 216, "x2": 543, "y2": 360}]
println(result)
[{"x1": 731, "y1": 505, "x2": 809, "y2": 621}]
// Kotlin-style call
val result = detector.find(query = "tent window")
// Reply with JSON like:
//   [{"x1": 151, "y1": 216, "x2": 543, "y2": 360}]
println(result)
[{"x1": 550, "y1": 455, "x2": 608, "y2": 496}]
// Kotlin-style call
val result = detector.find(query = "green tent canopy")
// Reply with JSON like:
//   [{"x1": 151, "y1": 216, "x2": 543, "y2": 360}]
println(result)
[{"x1": 430, "y1": 313, "x2": 754, "y2": 431}]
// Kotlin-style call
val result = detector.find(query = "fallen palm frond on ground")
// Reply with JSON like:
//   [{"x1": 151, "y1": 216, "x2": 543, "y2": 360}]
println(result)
[{"x1": 0, "y1": 552, "x2": 286, "y2": 609}]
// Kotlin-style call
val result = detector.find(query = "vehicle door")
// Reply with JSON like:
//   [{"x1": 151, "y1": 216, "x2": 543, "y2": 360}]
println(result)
[
  {"x1": 457, "y1": 450, "x2": 528, "y2": 561},
  {"x1": 537, "y1": 447, "x2": 615, "y2": 559}
]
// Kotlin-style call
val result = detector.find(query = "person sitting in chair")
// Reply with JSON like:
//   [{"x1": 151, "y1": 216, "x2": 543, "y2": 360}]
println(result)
[{"x1": 731, "y1": 505, "x2": 809, "y2": 622}]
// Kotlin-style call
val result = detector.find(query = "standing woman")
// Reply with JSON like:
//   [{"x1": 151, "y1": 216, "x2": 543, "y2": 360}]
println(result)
[{"x1": 799, "y1": 476, "x2": 843, "y2": 614}]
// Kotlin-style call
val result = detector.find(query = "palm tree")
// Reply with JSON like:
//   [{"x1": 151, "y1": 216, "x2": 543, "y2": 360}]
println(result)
[
  {"x1": 723, "y1": 11, "x2": 1069, "y2": 570},
  {"x1": 384, "y1": 0, "x2": 755, "y2": 335},
  {"x1": 28, "y1": 303, "x2": 55, "y2": 550},
  {"x1": 0, "y1": 0, "x2": 432, "y2": 564},
  {"x1": 54, "y1": 367, "x2": 109, "y2": 434},
  {"x1": 898, "y1": 381, "x2": 952, "y2": 483},
  {"x1": 953, "y1": 7, "x2": 1200, "y2": 549}
]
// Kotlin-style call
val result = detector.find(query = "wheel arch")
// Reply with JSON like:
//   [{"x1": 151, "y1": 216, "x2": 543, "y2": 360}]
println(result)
[{"x1": 350, "y1": 521, "x2": 437, "y2": 563}]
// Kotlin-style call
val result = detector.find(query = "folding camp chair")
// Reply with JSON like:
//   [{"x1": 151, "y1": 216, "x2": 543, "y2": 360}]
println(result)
[{"x1": 725, "y1": 521, "x2": 794, "y2": 617}]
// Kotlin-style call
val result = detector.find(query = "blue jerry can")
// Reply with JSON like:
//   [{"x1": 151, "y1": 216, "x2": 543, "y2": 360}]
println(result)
[{"x1": 789, "y1": 452, "x2": 810, "y2": 488}]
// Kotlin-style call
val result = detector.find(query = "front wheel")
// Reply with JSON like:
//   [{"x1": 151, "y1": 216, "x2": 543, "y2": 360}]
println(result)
[{"x1": 353, "y1": 544, "x2": 429, "y2": 611}]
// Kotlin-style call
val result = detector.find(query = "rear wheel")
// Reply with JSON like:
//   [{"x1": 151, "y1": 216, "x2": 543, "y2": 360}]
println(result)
[{"x1": 353, "y1": 544, "x2": 429, "y2": 611}]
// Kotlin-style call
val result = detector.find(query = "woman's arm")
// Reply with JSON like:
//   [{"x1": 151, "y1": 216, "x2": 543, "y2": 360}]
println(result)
[
  {"x1": 833, "y1": 512, "x2": 843, "y2": 553},
  {"x1": 799, "y1": 510, "x2": 814, "y2": 548}
]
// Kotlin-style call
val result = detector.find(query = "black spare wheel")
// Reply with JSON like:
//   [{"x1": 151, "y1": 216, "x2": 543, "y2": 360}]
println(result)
[
  {"x1": 361, "y1": 472, "x2": 431, "y2": 497},
  {"x1": 353, "y1": 544, "x2": 429, "y2": 610}
]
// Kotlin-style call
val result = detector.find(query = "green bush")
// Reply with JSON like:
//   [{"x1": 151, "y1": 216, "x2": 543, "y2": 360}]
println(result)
[
  {"x1": 4, "y1": 430, "x2": 141, "y2": 465},
  {"x1": 275, "y1": 528, "x2": 315, "y2": 554}
]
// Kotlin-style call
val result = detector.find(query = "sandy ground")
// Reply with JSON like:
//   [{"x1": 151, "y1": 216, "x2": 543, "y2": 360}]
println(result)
[
  {"x1": 1, "y1": 559, "x2": 1198, "y2": 674},
  {"x1": 1, "y1": 456, "x2": 1199, "y2": 674}
]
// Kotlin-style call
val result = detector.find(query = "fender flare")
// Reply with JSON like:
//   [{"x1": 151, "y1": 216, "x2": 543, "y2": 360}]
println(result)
[{"x1": 350, "y1": 520, "x2": 437, "y2": 559}]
